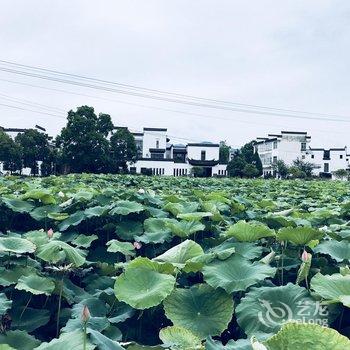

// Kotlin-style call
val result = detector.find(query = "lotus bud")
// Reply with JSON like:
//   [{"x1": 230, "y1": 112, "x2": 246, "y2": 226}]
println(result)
[
  {"x1": 133, "y1": 242, "x2": 142, "y2": 250},
  {"x1": 251, "y1": 337, "x2": 268, "y2": 350},
  {"x1": 82, "y1": 305, "x2": 90, "y2": 323},
  {"x1": 301, "y1": 250, "x2": 308, "y2": 262},
  {"x1": 47, "y1": 228, "x2": 54, "y2": 239},
  {"x1": 138, "y1": 189, "x2": 145, "y2": 194},
  {"x1": 58, "y1": 191, "x2": 65, "y2": 198}
]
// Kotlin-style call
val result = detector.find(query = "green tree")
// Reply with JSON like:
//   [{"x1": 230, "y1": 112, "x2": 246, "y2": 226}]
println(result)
[
  {"x1": 333, "y1": 169, "x2": 348, "y2": 181},
  {"x1": 273, "y1": 160, "x2": 289, "y2": 179},
  {"x1": 227, "y1": 153, "x2": 247, "y2": 177},
  {"x1": 227, "y1": 141, "x2": 262, "y2": 178},
  {"x1": 292, "y1": 158, "x2": 314, "y2": 178},
  {"x1": 56, "y1": 106, "x2": 114, "y2": 173},
  {"x1": 110, "y1": 127, "x2": 137, "y2": 172},
  {"x1": 15, "y1": 129, "x2": 51, "y2": 176},
  {"x1": 242, "y1": 163, "x2": 259, "y2": 178},
  {"x1": 219, "y1": 141, "x2": 230, "y2": 164},
  {"x1": 0, "y1": 131, "x2": 22, "y2": 173}
]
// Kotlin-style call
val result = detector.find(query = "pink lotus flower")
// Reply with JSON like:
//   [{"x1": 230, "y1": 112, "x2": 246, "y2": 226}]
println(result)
[
  {"x1": 133, "y1": 242, "x2": 142, "y2": 250},
  {"x1": 301, "y1": 250, "x2": 308, "y2": 262},
  {"x1": 47, "y1": 228, "x2": 54, "y2": 239},
  {"x1": 82, "y1": 305, "x2": 90, "y2": 323}
]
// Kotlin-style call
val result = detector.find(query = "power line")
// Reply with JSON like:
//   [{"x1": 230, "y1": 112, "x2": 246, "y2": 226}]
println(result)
[
  {"x1": 1, "y1": 78, "x2": 350, "y2": 140},
  {"x1": 0, "y1": 65, "x2": 350, "y2": 124},
  {"x1": 0, "y1": 102, "x2": 65, "y2": 119},
  {"x1": 0, "y1": 58, "x2": 349, "y2": 120}
]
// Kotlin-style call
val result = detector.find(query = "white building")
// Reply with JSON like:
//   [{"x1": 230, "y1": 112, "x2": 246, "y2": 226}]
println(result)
[
  {"x1": 306, "y1": 147, "x2": 349, "y2": 179},
  {"x1": 254, "y1": 131, "x2": 311, "y2": 177},
  {"x1": 129, "y1": 127, "x2": 228, "y2": 177},
  {"x1": 255, "y1": 130, "x2": 349, "y2": 179}
]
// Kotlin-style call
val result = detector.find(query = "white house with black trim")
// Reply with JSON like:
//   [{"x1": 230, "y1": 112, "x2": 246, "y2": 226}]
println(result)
[
  {"x1": 129, "y1": 127, "x2": 228, "y2": 177},
  {"x1": 254, "y1": 130, "x2": 349, "y2": 179}
]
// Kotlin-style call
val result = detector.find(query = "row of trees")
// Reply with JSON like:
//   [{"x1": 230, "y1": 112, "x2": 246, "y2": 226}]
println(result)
[
  {"x1": 273, "y1": 159, "x2": 349, "y2": 180},
  {"x1": 0, "y1": 106, "x2": 137, "y2": 175}
]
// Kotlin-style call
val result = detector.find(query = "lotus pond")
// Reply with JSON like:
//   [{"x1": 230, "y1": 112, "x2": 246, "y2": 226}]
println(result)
[{"x1": 0, "y1": 174, "x2": 350, "y2": 349}]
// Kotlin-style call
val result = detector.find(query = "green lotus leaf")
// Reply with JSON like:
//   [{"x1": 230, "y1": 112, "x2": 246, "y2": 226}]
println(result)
[
  {"x1": 34, "y1": 330, "x2": 94, "y2": 350},
  {"x1": 72, "y1": 234, "x2": 98, "y2": 248},
  {"x1": 115, "y1": 220, "x2": 143, "y2": 240},
  {"x1": 0, "y1": 266, "x2": 37, "y2": 287},
  {"x1": 114, "y1": 258, "x2": 176, "y2": 309},
  {"x1": 177, "y1": 212, "x2": 213, "y2": 221},
  {"x1": 136, "y1": 218, "x2": 172, "y2": 244},
  {"x1": 29, "y1": 205, "x2": 61, "y2": 221},
  {"x1": 205, "y1": 337, "x2": 252, "y2": 350},
  {"x1": 206, "y1": 240, "x2": 262, "y2": 261},
  {"x1": 0, "y1": 330, "x2": 40, "y2": 350},
  {"x1": 0, "y1": 345, "x2": 15, "y2": 350},
  {"x1": 110, "y1": 200, "x2": 144, "y2": 216},
  {"x1": 310, "y1": 273, "x2": 350, "y2": 307},
  {"x1": 21, "y1": 189, "x2": 56, "y2": 205},
  {"x1": 0, "y1": 293, "x2": 12, "y2": 316},
  {"x1": 159, "y1": 326, "x2": 204, "y2": 350},
  {"x1": 1, "y1": 198, "x2": 34, "y2": 213},
  {"x1": 84, "y1": 205, "x2": 109, "y2": 218},
  {"x1": 166, "y1": 220, "x2": 205, "y2": 238},
  {"x1": 164, "y1": 284, "x2": 234, "y2": 339},
  {"x1": 47, "y1": 212, "x2": 69, "y2": 221},
  {"x1": 236, "y1": 283, "x2": 329, "y2": 339},
  {"x1": 203, "y1": 255, "x2": 276, "y2": 293},
  {"x1": 108, "y1": 302, "x2": 135, "y2": 324},
  {"x1": 126, "y1": 344, "x2": 164, "y2": 350},
  {"x1": 24, "y1": 230, "x2": 61, "y2": 248},
  {"x1": 106, "y1": 240, "x2": 135, "y2": 256},
  {"x1": 164, "y1": 202, "x2": 199, "y2": 216},
  {"x1": 10, "y1": 307, "x2": 50, "y2": 332},
  {"x1": 87, "y1": 328, "x2": 124, "y2": 350},
  {"x1": 264, "y1": 322, "x2": 350, "y2": 350},
  {"x1": 37, "y1": 240, "x2": 86, "y2": 267},
  {"x1": 154, "y1": 239, "x2": 204, "y2": 272},
  {"x1": 16, "y1": 275, "x2": 55, "y2": 295},
  {"x1": 277, "y1": 227, "x2": 324, "y2": 245},
  {"x1": 0, "y1": 237, "x2": 36, "y2": 254},
  {"x1": 225, "y1": 221, "x2": 275, "y2": 242},
  {"x1": 313, "y1": 239, "x2": 350, "y2": 262},
  {"x1": 58, "y1": 210, "x2": 85, "y2": 231}
]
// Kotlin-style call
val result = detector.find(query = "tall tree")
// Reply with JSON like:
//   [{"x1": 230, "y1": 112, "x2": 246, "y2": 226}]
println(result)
[
  {"x1": 56, "y1": 106, "x2": 114, "y2": 173},
  {"x1": 15, "y1": 129, "x2": 50, "y2": 175},
  {"x1": 219, "y1": 141, "x2": 230, "y2": 164},
  {"x1": 227, "y1": 141, "x2": 262, "y2": 178},
  {"x1": 0, "y1": 131, "x2": 22, "y2": 174},
  {"x1": 110, "y1": 127, "x2": 137, "y2": 172}
]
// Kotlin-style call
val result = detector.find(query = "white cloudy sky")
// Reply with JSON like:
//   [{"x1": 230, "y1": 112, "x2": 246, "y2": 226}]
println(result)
[{"x1": 0, "y1": 1, "x2": 349, "y2": 148}]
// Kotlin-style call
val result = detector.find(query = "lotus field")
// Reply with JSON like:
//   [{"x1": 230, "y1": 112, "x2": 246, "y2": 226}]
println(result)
[{"x1": 1, "y1": 174, "x2": 350, "y2": 349}]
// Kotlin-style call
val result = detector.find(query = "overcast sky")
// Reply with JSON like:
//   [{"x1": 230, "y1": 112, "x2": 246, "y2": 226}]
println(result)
[{"x1": 0, "y1": 1, "x2": 349, "y2": 148}]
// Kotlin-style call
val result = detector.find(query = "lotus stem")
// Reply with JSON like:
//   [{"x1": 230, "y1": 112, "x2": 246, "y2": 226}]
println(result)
[{"x1": 56, "y1": 275, "x2": 64, "y2": 337}]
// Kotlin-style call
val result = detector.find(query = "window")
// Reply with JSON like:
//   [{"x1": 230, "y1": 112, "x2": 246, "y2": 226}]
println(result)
[
  {"x1": 340, "y1": 154, "x2": 343, "y2": 159},
  {"x1": 156, "y1": 140, "x2": 159, "y2": 149},
  {"x1": 273, "y1": 156, "x2": 277, "y2": 164},
  {"x1": 301, "y1": 142, "x2": 306, "y2": 151},
  {"x1": 324, "y1": 163, "x2": 329, "y2": 173},
  {"x1": 150, "y1": 153, "x2": 163, "y2": 159},
  {"x1": 273, "y1": 141, "x2": 278, "y2": 149},
  {"x1": 201, "y1": 150, "x2": 206, "y2": 161},
  {"x1": 311, "y1": 155, "x2": 314, "y2": 159},
  {"x1": 323, "y1": 150, "x2": 330, "y2": 160},
  {"x1": 302, "y1": 155, "x2": 305, "y2": 159}
]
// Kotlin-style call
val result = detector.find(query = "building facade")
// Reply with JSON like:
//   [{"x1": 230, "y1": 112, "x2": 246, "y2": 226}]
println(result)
[
  {"x1": 255, "y1": 130, "x2": 349, "y2": 179},
  {"x1": 129, "y1": 127, "x2": 228, "y2": 177}
]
